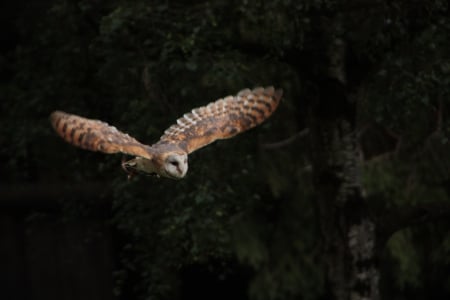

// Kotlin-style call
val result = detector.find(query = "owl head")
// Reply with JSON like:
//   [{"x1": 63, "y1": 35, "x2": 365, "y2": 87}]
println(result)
[
  {"x1": 158, "y1": 152, "x2": 188, "y2": 179},
  {"x1": 122, "y1": 152, "x2": 188, "y2": 179}
]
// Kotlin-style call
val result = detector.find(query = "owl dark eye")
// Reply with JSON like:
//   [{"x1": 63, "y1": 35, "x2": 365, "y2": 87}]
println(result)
[{"x1": 170, "y1": 160, "x2": 179, "y2": 166}]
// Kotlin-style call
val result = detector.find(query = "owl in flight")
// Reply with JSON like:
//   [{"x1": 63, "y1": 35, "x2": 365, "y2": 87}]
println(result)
[{"x1": 50, "y1": 86, "x2": 282, "y2": 179}]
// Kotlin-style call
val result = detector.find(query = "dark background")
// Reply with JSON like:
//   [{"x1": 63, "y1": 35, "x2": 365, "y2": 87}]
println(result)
[{"x1": 1, "y1": 1, "x2": 449, "y2": 300}]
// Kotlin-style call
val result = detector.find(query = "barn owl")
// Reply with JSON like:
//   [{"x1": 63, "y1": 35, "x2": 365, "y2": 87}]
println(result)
[{"x1": 50, "y1": 86, "x2": 282, "y2": 179}]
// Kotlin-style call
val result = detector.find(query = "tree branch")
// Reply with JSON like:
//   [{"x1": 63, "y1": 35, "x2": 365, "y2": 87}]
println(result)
[
  {"x1": 380, "y1": 201, "x2": 450, "y2": 242},
  {"x1": 260, "y1": 128, "x2": 310, "y2": 150}
]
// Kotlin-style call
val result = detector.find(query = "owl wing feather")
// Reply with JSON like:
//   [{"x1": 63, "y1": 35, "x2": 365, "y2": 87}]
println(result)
[
  {"x1": 156, "y1": 86, "x2": 282, "y2": 154},
  {"x1": 50, "y1": 111, "x2": 154, "y2": 160}
]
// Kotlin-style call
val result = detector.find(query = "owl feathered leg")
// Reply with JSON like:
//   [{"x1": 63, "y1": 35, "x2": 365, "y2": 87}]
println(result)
[{"x1": 121, "y1": 156, "x2": 161, "y2": 179}]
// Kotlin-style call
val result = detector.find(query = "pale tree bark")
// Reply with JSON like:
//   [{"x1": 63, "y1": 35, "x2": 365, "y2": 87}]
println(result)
[{"x1": 308, "y1": 13, "x2": 380, "y2": 300}]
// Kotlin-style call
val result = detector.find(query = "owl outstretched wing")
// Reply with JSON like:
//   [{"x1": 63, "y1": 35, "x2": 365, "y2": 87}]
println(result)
[
  {"x1": 156, "y1": 86, "x2": 282, "y2": 154},
  {"x1": 50, "y1": 111, "x2": 154, "y2": 160}
]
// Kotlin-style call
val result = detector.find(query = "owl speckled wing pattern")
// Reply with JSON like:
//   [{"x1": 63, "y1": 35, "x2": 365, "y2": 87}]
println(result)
[
  {"x1": 50, "y1": 111, "x2": 154, "y2": 159},
  {"x1": 157, "y1": 86, "x2": 283, "y2": 154}
]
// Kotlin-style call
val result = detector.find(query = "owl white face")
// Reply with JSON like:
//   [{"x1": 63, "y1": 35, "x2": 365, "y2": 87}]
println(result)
[{"x1": 162, "y1": 153, "x2": 188, "y2": 179}]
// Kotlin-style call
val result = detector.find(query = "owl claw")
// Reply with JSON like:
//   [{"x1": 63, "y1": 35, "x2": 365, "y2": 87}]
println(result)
[{"x1": 122, "y1": 156, "x2": 137, "y2": 180}]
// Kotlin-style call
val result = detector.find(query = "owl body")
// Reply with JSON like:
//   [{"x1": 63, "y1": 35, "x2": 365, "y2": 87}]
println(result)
[
  {"x1": 123, "y1": 144, "x2": 188, "y2": 179},
  {"x1": 50, "y1": 86, "x2": 282, "y2": 179}
]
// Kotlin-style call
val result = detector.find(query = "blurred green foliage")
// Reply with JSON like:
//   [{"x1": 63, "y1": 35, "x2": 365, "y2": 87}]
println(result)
[{"x1": 1, "y1": 0, "x2": 449, "y2": 299}]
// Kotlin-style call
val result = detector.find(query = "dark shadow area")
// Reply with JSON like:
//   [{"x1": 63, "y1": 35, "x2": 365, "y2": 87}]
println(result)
[{"x1": 180, "y1": 261, "x2": 252, "y2": 300}]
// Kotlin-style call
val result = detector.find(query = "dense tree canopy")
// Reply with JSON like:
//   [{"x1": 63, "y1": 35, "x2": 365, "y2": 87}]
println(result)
[{"x1": 1, "y1": 0, "x2": 449, "y2": 300}]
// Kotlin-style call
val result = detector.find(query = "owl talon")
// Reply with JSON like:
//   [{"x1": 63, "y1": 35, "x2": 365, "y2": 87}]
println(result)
[{"x1": 122, "y1": 157, "x2": 137, "y2": 179}]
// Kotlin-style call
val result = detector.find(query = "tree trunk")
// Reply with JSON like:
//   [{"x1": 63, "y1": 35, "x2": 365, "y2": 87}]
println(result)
[{"x1": 308, "y1": 13, "x2": 380, "y2": 300}]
